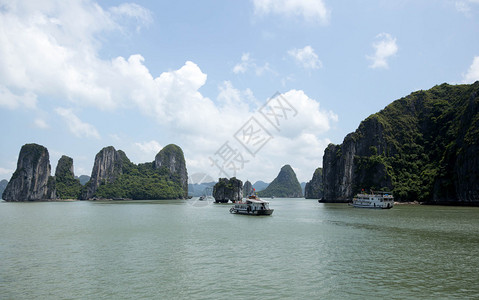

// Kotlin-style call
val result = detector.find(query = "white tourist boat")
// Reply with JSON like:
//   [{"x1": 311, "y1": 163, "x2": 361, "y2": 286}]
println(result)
[
  {"x1": 230, "y1": 195, "x2": 274, "y2": 215},
  {"x1": 352, "y1": 191, "x2": 394, "y2": 209}
]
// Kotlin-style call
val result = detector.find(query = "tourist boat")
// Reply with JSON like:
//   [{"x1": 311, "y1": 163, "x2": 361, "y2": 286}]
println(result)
[
  {"x1": 229, "y1": 195, "x2": 274, "y2": 215},
  {"x1": 352, "y1": 191, "x2": 394, "y2": 209}
]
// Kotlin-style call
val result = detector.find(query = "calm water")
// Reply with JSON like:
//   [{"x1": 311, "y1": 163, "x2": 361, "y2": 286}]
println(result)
[{"x1": 1, "y1": 199, "x2": 478, "y2": 299}]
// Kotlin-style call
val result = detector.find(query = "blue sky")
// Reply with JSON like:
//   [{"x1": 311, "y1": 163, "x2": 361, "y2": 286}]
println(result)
[{"x1": 1, "y1": 0, "x2": 479, "y2": 184}]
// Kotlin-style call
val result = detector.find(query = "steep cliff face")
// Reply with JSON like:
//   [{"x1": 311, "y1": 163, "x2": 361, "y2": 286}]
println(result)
[
  {"x1": 55, "y1": 155, "x2": 82, "y2": 199},
  {"x1": 322, "y1": 117, "x2": 391, "y2": 202},
  {"x1": 304, "y1": 168, "x2": 323, "y2": 199},
  {"x1": 155, "y1": 144, "x2": 188, "y2": 199},
  {"x1": 3, "y1": 144, "x2": 56, "y2": 201},
  {"x1": 322, "y1": 82, "x2": 479, "y2": 204},
  {"x1": 213, "y1": 177, "x2": 243, "y2": 203},
  {"x1": 81, "y1": 146, "x2": 123, "y2": 199},
  {"x1": 259, "y1": 165, "x2": 303, "y2": 198}
]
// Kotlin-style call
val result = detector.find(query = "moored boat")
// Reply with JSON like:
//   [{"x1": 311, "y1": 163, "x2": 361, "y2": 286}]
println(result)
[
  {"x1": 352, "y1": 191, "x2": 394, "y2": 209},
  {"x1": 230, "y1": 195, "x2": 274, "y2": 215}
]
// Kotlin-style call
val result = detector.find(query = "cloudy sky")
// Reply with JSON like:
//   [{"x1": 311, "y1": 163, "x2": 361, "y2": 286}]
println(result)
[{"x1": 1, "y1": 0, "x2": 479, "y2": 184}]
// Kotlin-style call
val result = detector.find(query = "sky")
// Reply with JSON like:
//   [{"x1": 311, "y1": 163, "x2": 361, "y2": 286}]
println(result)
[{"x1": 1, "y1": 0, "x2": 479, "y2": 185}]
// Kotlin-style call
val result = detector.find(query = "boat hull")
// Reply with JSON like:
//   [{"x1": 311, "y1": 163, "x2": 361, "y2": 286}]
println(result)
[
  {"x1": 230, "y1": 207, "x2": 274, "y2": 215},
  {"x1": 352, "y1": 203, "x2": 393, "y2": 209}
]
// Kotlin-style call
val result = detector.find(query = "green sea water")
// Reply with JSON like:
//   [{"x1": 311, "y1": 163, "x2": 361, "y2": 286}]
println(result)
[{"x1": 1, "y1": 199, "x2": 478, "y2": 299}]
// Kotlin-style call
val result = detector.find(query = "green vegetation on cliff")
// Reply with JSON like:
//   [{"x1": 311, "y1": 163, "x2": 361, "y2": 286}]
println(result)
[
  {"x1": 258, "y1": 165, "x2": 303, "y2": 198},
  {"x1": 55, "y1": 156, "x2": 82, "y2": 199},
  {"x1": 93, "y1": 154, "x2": 184, "y2": 200},
  {"x1": 347, "y1": 82, "x2": 479, "y2": 203}
]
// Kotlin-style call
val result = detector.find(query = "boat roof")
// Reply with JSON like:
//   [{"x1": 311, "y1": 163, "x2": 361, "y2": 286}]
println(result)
[
  {"x1": 246, "y1": 198, "x2": 269, "y2": 204},
  {"x1": 355, "y1": 193, "x2": 393, "y2": 198}
]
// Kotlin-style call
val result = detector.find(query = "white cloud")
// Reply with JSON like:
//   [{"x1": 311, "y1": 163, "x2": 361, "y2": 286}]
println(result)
[
  {"x1": 0, "y1": 167, "x2": 15, "y2": 180},
  {"x1": 252, "y1": 0, "x2": 331, "y2": 24},
  {"x1": 272, "y1": 90, "x2": 337, "y2": 137},
  {"x1": 288, "y1": 46, "x2": 322, "y2": 69},
  {"x1": 232, "y1": 53, "x2": 274, "y2": 76},
  {"x1": 135, "y1": 140, "x2": 162, "y2": 155},
  {"x1": 0, "y1": 0, "x2": 338, "y2": 183},
  {"x1": 201, "y1": 89, "x2": 337, "y2": 182},
  {"x1": 109, "y1": 3, "x2": 153, "y2": 32},
  {"x1": 367, "y1": 33, "x2": 398, "y2": 69},
  {"x1": 455, "y1": 0, "x2": 479, "y2": 15},
  {"x1": 463, "y1": 56, "x2": 479, "y2": 83},
  {"x1": 55, "y1": 107, "x2": 101, "y2": 139},
  {"x1": 34, "y1": 118, "x2": 49, "y2": 129},
  {"x1": 0, "y1": 0, "x2": 152, "y2": 110},
  {"x1": 0, "y1": 86, "x2": 37, "y2": 109},
  {"x1": 233, "y1": 53, "x2": 250, "y2": 74}
]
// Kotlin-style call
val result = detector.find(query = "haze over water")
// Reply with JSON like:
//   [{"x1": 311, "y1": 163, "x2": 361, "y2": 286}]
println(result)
[{"x1": 1, "y1": 199, "x2": 478, "y2": 299}]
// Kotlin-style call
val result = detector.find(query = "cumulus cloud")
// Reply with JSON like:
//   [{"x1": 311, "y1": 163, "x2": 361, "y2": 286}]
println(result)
[
  {"x1": 288, "y1": 46, "x2": 322, "y2": 69},
  {"x1": 252, "y1": 0, "x2": 331, "y2": 24},
  {"x1": 0, "y1": 0, "x2": 152, "y2": 110},
  {"x1": 134, "y1": 140, "x2": 162, "y2": 156},
  {"x1": 0, "y1": 0, "x2": 338, "y2": 183},
  {"x1": 0, "y1": 86, "x2": 37, "y2": 109},
  {"x1": 463, "y1": 56, "x2": 479, "y2": 83},
  {"x1": 202, "y1": 89, "x2": 337, "y2": 182},
  {"x1": 367, "y1": 33, "x2": 398, "y2": 69},
  {"x1": 270, "y1": 90, "x2": 337, "y2": 136},
  {"x1": 55, "y1": 107, "x2": 101, "y2": 139}
]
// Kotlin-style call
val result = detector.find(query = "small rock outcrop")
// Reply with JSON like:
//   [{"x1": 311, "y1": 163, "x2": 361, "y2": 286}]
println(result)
[
  {"x1": 259, "y1": 165, "x2": 303, "y2": 198},
  {"x1": 81, "y1": 146, "x2": 124, "y2": 199},
  {"x1": 243, "y1": 180, "x2": 253, "y2": 196},
  {"x1": 0, "y1": 179, "x2": 9, "y2": 200},
  {"x1": 3, "y1": 143, "x2": 56, "y2": 201},
  {"x1": 155, "y1": 144, "x2": 188, "y2": 199},
  {"x1": 304, "y1": 168, "x2": 323, "y2": 199},
  {"x1": 213, "y1": 177, "x2": 243, "y2": 203},
  {"x1": 55, "y1": 155, "x2": 82, "y2": 199}
]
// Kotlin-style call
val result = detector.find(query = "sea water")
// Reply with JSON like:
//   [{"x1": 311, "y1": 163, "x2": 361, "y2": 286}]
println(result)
[{"x1": 1, "y1": 199, "x2": 478, "y2": 299}]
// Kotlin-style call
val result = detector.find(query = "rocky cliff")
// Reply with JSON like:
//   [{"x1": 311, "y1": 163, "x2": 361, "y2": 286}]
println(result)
[
  {"x1": 2, "y1": 143, "x2": 56, "y2": 201},
  {"x1": 322, "y1": 82, "x2": 479, "y2": 204},
  {"x1": 259, "y1": 165, "x2": 303, "y2": 198},
  {"x1": 243, "y1": 180, "x2": 253, "y2": 196},
  {"x1": 0, "y1": 179, "x2": 8, "y2": 200},
  {"x1": 213, "y1": 177, "x2": 243, "y2": 203},
  {"x1": 55, "y1": 155, "x2": 82, "y2": 199},
  {"x1": 81, "y1": 146, "x2": 124, "y2": 199},
  {"x1": 304, "y1": 168, "x2": 323, "y2": 199},
  {"x1": 155, "y1": 144, "x2": 188, "y2": 199},
  {"x1": 82, "y1": 145, "x2": 187, "y2": 200}
]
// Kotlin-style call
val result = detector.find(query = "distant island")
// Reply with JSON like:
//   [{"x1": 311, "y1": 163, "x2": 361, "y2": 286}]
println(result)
[
  {"x1": 2, "y1": 143, "x2": 188, "y2": 201},
  {"x1": 258, "y1": 164, "x2": 303, "y2": 198},
  {"x1": 0, "y1": 179, "x2": 8, "y2": 200}
]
